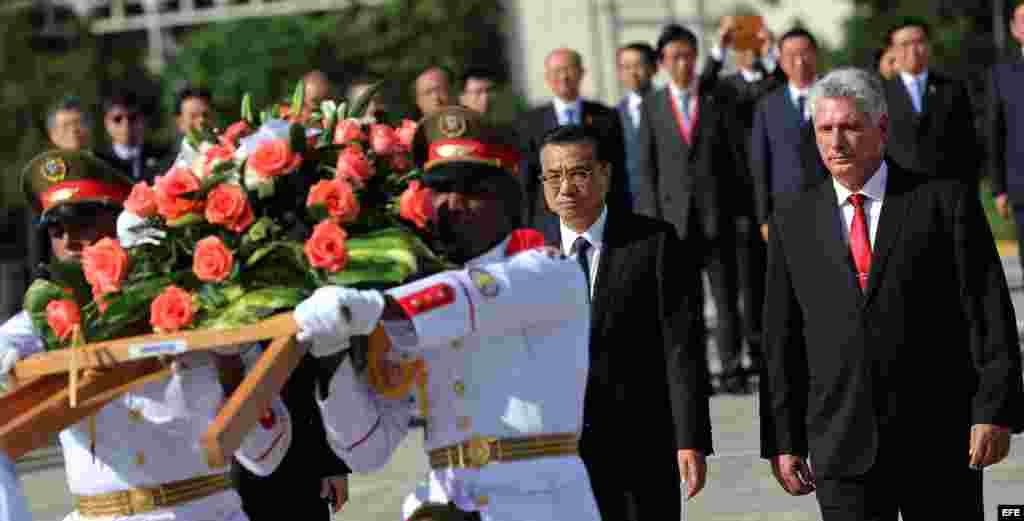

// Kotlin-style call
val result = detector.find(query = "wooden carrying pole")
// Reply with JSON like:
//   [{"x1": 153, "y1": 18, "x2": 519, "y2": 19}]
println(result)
[
  {"x1": 202, "y1": 335, "x2": 307, "y2": 468},
  {"x1": 12, "y1": 313, "x2": 297, "y2": 380}
]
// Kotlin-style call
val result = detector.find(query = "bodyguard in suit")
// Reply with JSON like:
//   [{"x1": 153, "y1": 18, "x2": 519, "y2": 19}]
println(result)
[
  {"x1": 760, "y1": 68, "x2": 1024, "y2": 521},
  {"x1": 636, "y1": 24, "x2": 747, "y2": 393},
  {"x1": 615, "y1": 42, "x2": 658, "y2": 211},
  {"x1": 989, "y1": 2, "x2": 1024, "y2": 273},
  {"x1": 538, "y1": 125, "x2": 711, "y2": 520},
  {"x1": 94, "y1": 92, "x2": 169, "y2": 182},
  {"x1": 518, "y1": 48, "x2": 630, "y2": 227},
  {"x1": 882, "y1": 18, "x2": 981, "y2": 183}
]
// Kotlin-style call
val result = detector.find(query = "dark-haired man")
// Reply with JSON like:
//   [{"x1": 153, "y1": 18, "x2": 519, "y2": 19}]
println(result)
[
  {"x1": 883, "y1": 18, "x2": 980, "y2": 183},
  {"x1": 459, "y1": 67, "x2": 498, "y2": 117},
  {"x1": 990, "y1": 2, "x2": 1024, "y2": 275},
  {"x1": 161, "y1": 85, "x2": 214, "y2": 170},
  {"x1": 616, "y1": 42, "x2": 658, "y2": 211},
  {"x1": 94, "y1": 92, "x2": 168, "y2": 182},
  {"x1": 415, "y1": 67, "x2": 452, "y2": 118},
  {"x1": 46, "y1": 96, "x2": 91, "y2": 151},
  {"x1": 538, "y1": 125, "x2": 710, "y2": 521},
  {"x1": 636, "y1": 24, "x2": 748, "y2": 394}
]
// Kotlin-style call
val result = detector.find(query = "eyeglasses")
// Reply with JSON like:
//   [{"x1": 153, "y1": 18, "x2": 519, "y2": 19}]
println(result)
[
  {"x1": 108, "y1": 113, "x2": 141, "y2": 125},
  {"x1": 540, "y1": 165, "x2": 601, "y2": 189}
]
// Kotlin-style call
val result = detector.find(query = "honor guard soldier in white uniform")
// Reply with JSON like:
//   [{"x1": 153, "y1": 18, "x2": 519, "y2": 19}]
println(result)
[
  {"x1": 294, "y1": 107, "x2": 601, "y2": 520},
  {"x1": 0, "y1": 453, "x2": 31, "y2": 521},
  {"x1": 0, "y1": 150, "x2": 291, "y2": 521}
]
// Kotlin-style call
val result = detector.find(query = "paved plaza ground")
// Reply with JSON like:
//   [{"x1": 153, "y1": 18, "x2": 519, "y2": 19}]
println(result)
[{"x1": 17, "y1": 259, "x2": 1024, "y2": 520}]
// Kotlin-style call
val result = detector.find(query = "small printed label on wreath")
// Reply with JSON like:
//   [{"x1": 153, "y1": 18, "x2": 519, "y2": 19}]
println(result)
[
  {"x1": 128, "y1": 340, "x2": 188, "y2": 360},
  {"x1": 469, "y1": 268, "x2": 500, "y2": 298}
]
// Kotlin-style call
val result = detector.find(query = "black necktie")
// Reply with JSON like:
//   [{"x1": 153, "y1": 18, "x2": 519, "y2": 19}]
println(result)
[
  {"x1": 797, "y1": 96, "x2": 807, "y2": 124},
  {"x1": 572, "y1": 236, "x2": 592, "y2": 300}
]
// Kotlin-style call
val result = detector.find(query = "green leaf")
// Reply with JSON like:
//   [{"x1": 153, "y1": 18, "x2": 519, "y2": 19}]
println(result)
[
  {"x1": 246, "y1": 240, "x2": 304, "y2": 267},
  {"x1": 290, "y1": 80, "x2": 305, "y2": 119},
  {"x1": 241, "y1": 93, "x2": 254, "y2": 124},
  {"x1": 199, "y1": 283, "x2": 229, "y2": 309},
  {"x1": 197, "y1": 287, "x2": 308, "y2": 330},
  {"x1": 347, "y1": 81, "x2": 382, "y2": 119},
  {"x1": 242, "y1": 217, "x2": 280, "y2": 246},
  {"x1": 325, "y1": 256, "x2": 412, "y2": 287},
  {"x1": 260, "y1": 110, "x2": 271, "y2": 125}
]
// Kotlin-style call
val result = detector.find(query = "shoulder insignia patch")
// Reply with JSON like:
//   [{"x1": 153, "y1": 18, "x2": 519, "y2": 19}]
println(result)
[
  {"x1": 469, "y1": 268, "x2": 499, "y2": 298},
  {"x1": 398, "y1": 283, "x2": 456, "y2": 317}
]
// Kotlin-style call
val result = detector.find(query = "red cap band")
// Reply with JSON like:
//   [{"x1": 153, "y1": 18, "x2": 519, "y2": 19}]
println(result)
[
  {"x1": 427, "y1": 138, "x2": 521, "y2": 176},
  {"x1": 40, "y1": 180, "x2": 131, "y2": 212}
]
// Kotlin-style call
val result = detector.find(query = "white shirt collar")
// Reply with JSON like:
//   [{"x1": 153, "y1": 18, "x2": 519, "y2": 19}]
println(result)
[
  {"x1": 668, "y1": 80, "x2": 698, "y2": 101},
  {"x1": 465, "y1": 236, "x2": 512, "y2": 268},
  {"x1": 560, "y1": 206, "x2": 608, "y2": 255},
  {"x1": 833, "y1": 161, "x2": 889, "y2": 207},
  {"x1": 899, "y1": 70, "x2": 929, "y2": 89},
  {"x1": 113, "y1": 144, "x2": 141, "y2": 160},
  {"x1": 740, "y1": 68, "x2": 763, "y2": 83},
  {"x1": 627, "y1": 91, "x2": 644, "y2": 108},
  {"x1": 788, "y1": 83, "x2": 812, "y2": 102},
  {"x1": 552, "y1": 97, "x2": 582, "y2": 118}
]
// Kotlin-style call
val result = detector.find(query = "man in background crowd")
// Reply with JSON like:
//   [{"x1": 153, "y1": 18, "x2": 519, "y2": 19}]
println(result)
[
  {"x1": 414, "y1": 66, "x2": 451, "y2": 118},
  {"x1": 46, "y1": 96, "x2": 90, "y2": 151},
  {"x1": 347, "y1": 76, "x2": 388, "y2": 122},
  {"x1": 162, "y1": 85, "x2": 213, "y2": 169},
  {"x1": 459, "y1": 66, "x2": 498, "y2": 118},
  {"x1": 94, "y1": 91, "x2": 168, "y2": 182},
  {"x1": 302, "y1": 70, "x2": 333, "y2": 121},
  {"x1": 615, "y1": 42, "x2": 658, "y2": 211},
  {"x1": 990, "y1": 1, "x2": 1024, "y2": 273},
  {"x1": 519, "y1": 47, "x2": 629, "y2": 227},
  {"x1": 882, "y1": 18, "x2": 981, "y2": 184},
  {"x1": 875, "y1": 46, "x2": 899, "y2": 79}
]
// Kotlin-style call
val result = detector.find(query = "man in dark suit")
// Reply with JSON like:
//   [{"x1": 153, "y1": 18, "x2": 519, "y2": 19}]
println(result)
[
  {"x1": 538, "y1": 125, "x2": 711, "y2": 521},
  {"x1": 94, "y1": 91, "x2": 169, "y2": 182},
  {"x1": 160, "y1": 85, "x2": 214, "y2": 172},
  {"x1": 636, "y1": 24, "x2": 747, "y2": 393},
  {"x1": 990, "y1": 2, "x2": 1024, "y2": 273},
  {"x1": 882, "y1": 18, "x2": 981, "y2": 183},
  {"x1": 518, "y1": 48, "x2": 629, "y2": 227},
  {"x1": 760, "y1": 68, "x2": 1024, "y2": 521},
  {"x1": 615, "y1": 42, "x2": 658, "y2": 211}
]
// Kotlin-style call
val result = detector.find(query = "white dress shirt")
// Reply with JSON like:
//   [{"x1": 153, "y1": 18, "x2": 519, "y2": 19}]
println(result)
[
  {"x1": 900, "y1": 70, "x2": 929, "y2": 113},
  {"x1": 788, "y1": 84, "x2": 812, "y2": 121},
  {"x1": 559, "y1": 206, "x2": 608, "y2": 298},
  {"x1": 553, "y1": 97, "x2": 584, "y2": 125},
  {"x1": 626, "y1": 91, "x2": 644, "y2": 129},
  {"x1": 833, "y1": 161, "x2": 888, "y2": 247}
]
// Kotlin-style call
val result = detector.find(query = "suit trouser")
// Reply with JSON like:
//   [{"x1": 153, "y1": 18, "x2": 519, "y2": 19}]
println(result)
[
  {"x1": 580, "y1": 436, "x2": 680, "y2": 521},
  {"x1": 816, "y1": 446, "x2": 983, "y2": 521},
  {"x1": 734, "y1": 216, "x2": 765, "y2": 372},
  {"x1": 688, "y1": 213, "x2": 744, "y2": 381}
]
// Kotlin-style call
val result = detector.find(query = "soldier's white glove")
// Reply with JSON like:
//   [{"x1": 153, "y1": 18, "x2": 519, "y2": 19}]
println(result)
[
  {"x1": 294, "y1": 287, "x2": 385, "y2": 358},
  {"x1": 0, "y1": 343, "x2": 21, "y2": 391},
  {"x1": 117, "y1": 210, "x2": 165, "y2": 248}
]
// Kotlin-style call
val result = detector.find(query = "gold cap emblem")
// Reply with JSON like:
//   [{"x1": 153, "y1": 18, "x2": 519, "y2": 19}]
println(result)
[
  {"x1": 438, "y1": 113, "x2": 467, "y2": 138},
  {"x1": 43, "y1": 157, "x2": 67, "y2": 183}
]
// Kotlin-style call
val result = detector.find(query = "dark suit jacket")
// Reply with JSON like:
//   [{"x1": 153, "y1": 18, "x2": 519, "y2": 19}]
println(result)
[
  {"x1": 987, "y1": 49, "x2": 1024, "y2": 201},
  {"x1": 750, "y1": 86, "x2": 827, "y2": 223},
  {"x1": 635, "y1": 84, "x2": 748, "y2": 240},
  {"x1": 93, "y1": 142, "x2": 170, "y2": 183},
  {"x1": 517, "y1": 100, "x2": 629, "y2": 227},
  {"x1": 760, "y1": 163, "x2": 1024, "y2": 479},
  {"x1": 617, "y1": 95, "x2": 649, "y2": 212},
  {"x1": 719, "y1": 63, "x2": 785, "y2": 139},
  {"x1": 883, "y1": 72, "x2": 981, "y2": 183}
]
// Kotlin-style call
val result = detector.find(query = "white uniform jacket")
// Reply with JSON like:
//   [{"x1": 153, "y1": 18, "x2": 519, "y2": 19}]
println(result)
[
  {"x1": 0, "y1": 312, "x2": 291, "y2": 521},
  {"x1": 318, "y1": 234, "x2": 601, "y2": 518}
]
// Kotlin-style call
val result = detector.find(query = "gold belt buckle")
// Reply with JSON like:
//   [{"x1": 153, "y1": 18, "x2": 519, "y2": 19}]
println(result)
[{"x1": 458, "y1": 435, "x2": 497, "y2": 468}]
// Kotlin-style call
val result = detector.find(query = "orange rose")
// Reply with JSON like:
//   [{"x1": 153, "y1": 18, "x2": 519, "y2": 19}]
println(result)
[
  {"x1": 46, "y1": 299, "x2": 80, "y2": 341},
  {"x1": 333, "y1": 118, "x2": 366, "y2": 144},
  {"x1": 399, "y1": 180, "x2": 434, "y2": 229},
  {"x1": 307, "y1": 179, "x2": 360, "y2": 224},
  {"x1": 369, "y1": 124, "x2": 400, "y2": 155},
  {"x1": 206, "y1": 183, "x2": 254, "y2": 232},
  {"x1": 154, "y1": 168, "x2": 202, "y2": 221},
  {"x1": 220, "y1": 120, "x2": 253, "y2": 150},
  {"x1": 193, "y1": 143, "x2": 235, "y2": 179},
  {"x1": 304, "y1": 220, "x2": 349, "y2": 272},
  {"x1": 82, "y1": 237, "x2": 130, "y2": 295},
  {"x1": 336, "y1": 146, "x2": 374, "y2": 187},
  {"x1": 150, "y1": 286, "x2": 195, "y2": 332},
  {"x1": 125, "y1": 182, "x2": 157, "y2": 218},
  {"x1": 395, "y1": 119, "x2": 417, "y2": 149},
  {"x1": 246, "y1": 139, "x2": 303, "y2": 178},
  {"x1": 193, "y1": 236, "x2": 234, "y2": 282}
]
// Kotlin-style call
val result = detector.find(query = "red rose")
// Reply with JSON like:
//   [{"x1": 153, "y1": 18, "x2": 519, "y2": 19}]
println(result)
[
  {"x1": 193, "y1": 143, "x2": 234, "y2": 179},
  {"x1": 193, "y1": 236, "x2": 234, "y2": 282},
  {"x1": 307, "y1": 179, "x2": 360, "y2": 224},
  {"x1": 304, "y1": 220, "x2": 349, "y2": 272},
  {"x1": 82, "y1": 237, "x2": 130, "y2": 295},
  {"x1": 395, "y1": 119, "x2": 417, "y2": 149},
  {"x1": 150, "y1": 286, "x2": 195, "y2": 332},
  {"x1": 124, "y1": 182, "x2": 157, "y2": 218},
  {"x1": 369, "y1": 124, "x2": 400, "y2": 155},
  {"x1": 399, "y1": 180, "x2": 435, "y2": 229},
  {"x1": 220, "y1": 120, "x2": 253, "y2": 150},
  {"x1": 205, "y1": 183, "x2": 254, "y2": 232},
  {"x1": 390, "y1": 154, "x2": 413, "y2": 173},
  {"x1": 154, "y1": 168, "x2": 202, "y2": 221},
  {"x1": 333, "y1": 118, "x2": 366, "y2": 144},
  {"x1": 246, "y1": 139, "x2": 303, "y2": 178},
  {"x1": 335, "y1": 146, "x2": 374, "y2": 187},
  {"x1": 46, "y1": 299, "x2": 80, "y2": 341}
]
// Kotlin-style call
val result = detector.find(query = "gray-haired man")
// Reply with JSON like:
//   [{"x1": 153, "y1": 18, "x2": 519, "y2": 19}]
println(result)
[
  {"x1": 46, "y1": 96, "x2": 90, "y2": 151},
  {"x1": 759, "y1": 67, "x2": 1024, "y2": 521}
]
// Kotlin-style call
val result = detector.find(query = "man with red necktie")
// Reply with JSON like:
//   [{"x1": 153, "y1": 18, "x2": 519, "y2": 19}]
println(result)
[{"x1": 760, "y1": 67, "x2": 1024, "y2": 521}]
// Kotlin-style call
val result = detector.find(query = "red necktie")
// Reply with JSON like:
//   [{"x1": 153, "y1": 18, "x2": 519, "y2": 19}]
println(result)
[{"x1": 848, "y1": 194, "x2": 871, "y2": 290}]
